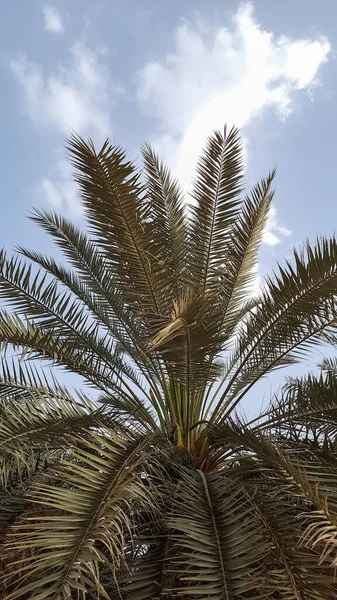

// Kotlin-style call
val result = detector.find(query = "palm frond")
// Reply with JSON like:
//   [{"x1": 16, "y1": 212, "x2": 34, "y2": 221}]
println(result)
[
  {"x1": 265, "y1": 370, "x2": 337, "y2": 446},
  {"x1": 244, "y1": 470, "x2": 337, "y2": 600},
  {"x1": 210, "y1": 423, "x2": 337, "y2": 597},
  {"x1": 3, "y1": 431, "x2": 155, "y2": 600},
  {"x1": 167, "y1": 469, "x2": 269, "y2": 599},
  {"x1": 212, "y1": 237, "x2": 337, "y2": 420},
  {"x1": 67, "y1": 134, "x2": 167, "y2": 323},
  {"x1": 3, "y1": 125, "x2": 337, "y2": 597},
  {"x1": 0, "y1": 387, "x2": 101, "y2": 457},
  {"x1": 18, "y1": 217, "x2": 155, "y2": 371},
  {"x1": 142, "y1": 143, "x2": 187, "y2": 305},
  {"x1": 222, "y1": 170, "x2": 275, "y2": 321},
  {"x1": 0, "y1": 310, "x2": 159, "y2": 429},
  {"x1": 117, "y1": 504, "x2": 174, "y2": 599},
  {"x1": 0, "y1": 249, "x2": 120, "y2": 364},
  {"x1": 189, "y1": 127, "x2": 244, "y2": 293},
  {"x1": 0, "y1": 449, "x2": 54, "y2": 551},
  {"x1": 319, "y1": 356, "x2": 337, "y2": 374}
]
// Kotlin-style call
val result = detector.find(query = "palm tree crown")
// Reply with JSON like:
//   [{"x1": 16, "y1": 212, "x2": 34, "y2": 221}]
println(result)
[{"x1": 2, "y1": 127, "x2": 337, "y2": 598}]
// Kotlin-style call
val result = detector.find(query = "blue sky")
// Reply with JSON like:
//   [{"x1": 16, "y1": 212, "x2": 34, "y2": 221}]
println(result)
[{"x1": 1, "y1": 0, "x2": 337, "y2": 415}]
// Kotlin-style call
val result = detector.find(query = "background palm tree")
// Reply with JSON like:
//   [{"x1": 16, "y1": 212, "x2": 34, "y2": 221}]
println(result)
[{"x1": 2, "y1": 127, "x2": 337, "y2": 598}]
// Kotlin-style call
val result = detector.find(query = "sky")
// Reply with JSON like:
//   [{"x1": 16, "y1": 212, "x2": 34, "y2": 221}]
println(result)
[{"x1": 1, "y1": 0, "x2": 337, "y2": 415}]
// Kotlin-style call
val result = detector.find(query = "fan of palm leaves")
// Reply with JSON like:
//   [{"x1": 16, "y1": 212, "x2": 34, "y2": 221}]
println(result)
[{"x1": 2, "y1": 127, "x2": 337, "y2": 598}]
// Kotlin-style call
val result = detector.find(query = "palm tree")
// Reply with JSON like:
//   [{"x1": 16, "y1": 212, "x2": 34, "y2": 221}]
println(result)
[{"x1": 2, "y1": 127, "x2": 337, "y2": 598}]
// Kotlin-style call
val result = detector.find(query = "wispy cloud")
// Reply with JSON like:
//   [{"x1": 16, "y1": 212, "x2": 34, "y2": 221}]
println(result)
[
  {"x1": 10, "y1": 2, "x2": 330, "y2": 225},
  {"x1": 40, "y1": 158, "x2": 79, "y2": 217},
  {"x1": 137, "y1": 1, "x2": 330, "y2": 244},
  {"x1": 11, "y1": 42, "x2": 124, "y2": 214},
  {"x1": 263, "y1": 206, "x2": 292, "y2": 246},
  {"x1": 10, "y1": 42, "x2": 121, "y2": 137},
  {"x1": 43, "y1": 5, "x2": 64, "y2": 34}
]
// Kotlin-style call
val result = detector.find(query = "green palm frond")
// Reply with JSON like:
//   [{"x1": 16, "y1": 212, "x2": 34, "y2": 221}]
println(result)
[
  {"x1": 67, "y1": 134, "x2": 165, "y2": 321},
  {"x1": 0, "y1": 310, "x2": 158, "y2": 429},
  {"x1": 245, "y1": 474, "x2": 337, "y2": 600},
  {"x1": 20, "y1": 211, "x2": 152, "y2": 360},
  {"x1": 222, "y1": 170, "x2": 275, "y2": 320},
  {"x1": 116, "y1": 480, "x2": 175, "y2": 599},
  {"x1": 189, "y1": 127, "x2": 244, "y2": 293},
  {"x1": 18, "y1": 249, "x2": 138, "y2": 352},
  {"x1": 210, "y1": 423, "x2": 337, "y2": 596},
  {"x1": 0, "y1": 366, "x2": 103, "y2": 546},
  {"x1": 0, "y1": 355, "x2": 53, "y2": 404},
  {"x1": 0, "y1": 448, "x2": 54, "y2": 556},
  {"x1": 265, "y1": 370, "x2": 337, "y2": 446},
  {"x1": 239, "y1": 236, "x2": 337, "y2": 373},
  {"x1": 0, "y1": 310, "x2": 116, "y2": 389},
  {"x1": 3, "y1": 431, "x2": 155, "y2": 600},
  {"x1": 319, "y1": 355, "x2": 337, "y2": 373},
  {"x1": 211, "y1": 237, "x2": 337, "y2": 420},
  {"x1": 271, "y1": 442, "x2": 337, "y2": 571},
  {"x1": 0, "y1": 388, "x2": 101, "y2": 457},
  {"x1": 142, "y1": 143, "x2": 187, "y2": 302},
  {"x1": 0, "y1": 249, "x2": 120, "y2": 362},
  {"x1": 167, "y1": 469, "x2": 269, "y2": 599},
  {"x1": 119, "y1": 538, "x2": 174, "y2": 599}
]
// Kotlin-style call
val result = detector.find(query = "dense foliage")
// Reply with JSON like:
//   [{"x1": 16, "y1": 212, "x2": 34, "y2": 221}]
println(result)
[{"x1": 2, "y1": 128, "x2": 337, "y2": 598}]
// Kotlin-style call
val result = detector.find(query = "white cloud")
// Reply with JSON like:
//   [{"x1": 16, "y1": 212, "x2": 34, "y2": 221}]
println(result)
[
  {"x1": 43, "y1": 5, "x2": 64, "y2": 34},
  {"x1": 40, "y1": 158, "x2": 79, "y2": 217},
  {"x1": 11, "y1": 42, "x2": 123, "y2": 214},
  {"x1": 40, "y1": 178, "x2": 63, "y2": 209},
  {"x1": 10, "y1": 1, "x2": 331, "y2": 226},
  {"x1": 10, "y1": 42, "x2": 120, "y2": 138},
  {"x1": 263, "y1": 206, "x2": 292, "y2": 246},
  {"x1": 137, "y1": 1, "x2": 330, "y2": 245}
]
